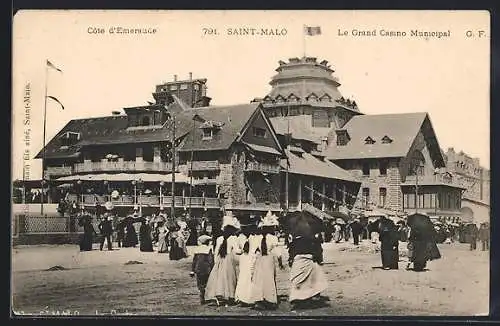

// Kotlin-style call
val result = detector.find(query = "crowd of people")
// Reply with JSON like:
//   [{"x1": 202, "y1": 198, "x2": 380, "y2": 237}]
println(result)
[
  {"x1": 76, "y1": 208, "x2": 489, "y2": 311},
  {"x1": 189, "y1": 211, "x2": 329, "y2": 310},
  {"x1": 77, "y1": 209, "x2": 200, "y2": 260}
]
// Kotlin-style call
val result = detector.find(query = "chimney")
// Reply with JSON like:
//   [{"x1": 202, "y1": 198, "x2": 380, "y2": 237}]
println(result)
[
  {"x1": 174, "y1": 74, "x2": 178, "y2": 82},
  {"x1": 189, "y1": 72, "x2": 193, "y2": 80}
]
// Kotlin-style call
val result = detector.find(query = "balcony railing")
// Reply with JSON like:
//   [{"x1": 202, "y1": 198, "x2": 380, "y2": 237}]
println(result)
[
  {"x1": 190, "y1": 177, "x2": 218, "y2": 185},
  {"x1": 74, "y1": 161, "x2": 173, "y2": 173},
  {"x1": 404, "y1": 173, "x2": 454, "y2": 185},
  {"x1": 72, "y1": 194, "x2": 220, "y2": 208},
  {"x1": 187, "y1": 161, "x2": 220, "y2": 171},
  {"x1": 245, "y1": 161, "x2": 281, "y2": 174},
  {"x1": 45, "y1": 166, "x2": 73, "y2": 177}
]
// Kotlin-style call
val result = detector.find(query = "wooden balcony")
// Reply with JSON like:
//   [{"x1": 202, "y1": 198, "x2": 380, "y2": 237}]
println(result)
[
  {"x1": 74, "y1": 161, "x2": 173, "y2": 173},
  {"x1": 45, "y1": 166, "x2": 73, "y2": 177},
  {"x1": 75, "y1": 194, "x2": 220, "y2": 209},
  {"x1": 190, "y1": 177, "x2": 218, "y2": 185},
  {"x1": 187, "y1": 161, "x2": 220, "y2": 171},
  {"x1": 245, "y1": 161, "x2": 281, "y2": 174}
]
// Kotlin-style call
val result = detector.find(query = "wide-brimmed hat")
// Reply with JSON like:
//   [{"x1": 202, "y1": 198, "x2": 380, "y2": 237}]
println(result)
[
  {"x1": 198, "y1": 234, "x2": 212, "y2": 245},
  {"x1": 258, "y1": 210, "x2": 279, "y2": 228},
  {"x1": 221, "y1": 214, "x2": 241, "y2": 231}
]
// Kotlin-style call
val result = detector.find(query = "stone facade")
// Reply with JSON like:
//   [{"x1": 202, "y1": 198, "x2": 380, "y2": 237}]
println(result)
[
  {"x1": 445, "y1": 147, "x2": 490, "y2": 204},
  {"x1": 336, "y1": 158, "x2": 402, "y2": 212}
]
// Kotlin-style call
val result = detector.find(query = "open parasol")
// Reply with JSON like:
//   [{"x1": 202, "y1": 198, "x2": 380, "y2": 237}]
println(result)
[
  {"x1": 281, "y1": 210, "x2": 325, "y2": 239},
  {"x1": 407, "y1": 213, "x2": 436, "y2": 238},
  {"x1": 328, "y1": 210, "x2": 350, "y2": 222}
]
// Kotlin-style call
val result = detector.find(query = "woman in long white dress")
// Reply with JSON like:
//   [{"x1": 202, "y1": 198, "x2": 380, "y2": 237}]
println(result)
[
  {"x1": 235, "y1": 224, "x2": 257, "y2": 306},
  {"x1": 204, "y1": 216, "x2": 241, "y2": 306},
  {"x1": 250, "y1": 213, "x2": 284, "y2": 310}
]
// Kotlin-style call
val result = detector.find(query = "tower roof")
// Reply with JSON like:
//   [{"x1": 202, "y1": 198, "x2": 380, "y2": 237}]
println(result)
[{"x1": 264, "y1": 56, "x2": 359, "y2": 112}]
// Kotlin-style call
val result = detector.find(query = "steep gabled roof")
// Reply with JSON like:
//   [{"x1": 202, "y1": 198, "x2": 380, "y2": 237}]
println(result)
[
  {"x1": 35, "y1": 116, "x2": 129, "y2": 159},
  {"x1": 281, "y1": 149, "x2": 360, "y2": 183},
  {"x1": 177, "y1": 103, "x2": 262, "y2": 152},
  {"x1": 326, "y1": 112, "x2": 445, "y2": 165}
]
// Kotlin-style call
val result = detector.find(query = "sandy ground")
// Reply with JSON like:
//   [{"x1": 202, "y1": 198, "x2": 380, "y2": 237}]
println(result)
[{"x1": 11, "y1": 239, "x2": 489, "y2": 316}]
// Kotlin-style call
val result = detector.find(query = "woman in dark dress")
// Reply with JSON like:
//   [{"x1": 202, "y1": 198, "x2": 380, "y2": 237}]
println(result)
[
  {"x1": 169, "y1": 226, "x2": 185, "y2": 260},
  {"x1": 123, "y1": 217, "x2": 139, "y2": 248},
  {"x1": 379, "y1": 218, "x2": 399, "y2": 270},
  {"x1": 408, "y1": 225, "x2": 441, "y2": 271},
  {"x1": 79, "y1": 215, "x2": 96, "y2": 251},
  {"x1": 139, "y1": 219, "x2": 154, "y2": 252}
]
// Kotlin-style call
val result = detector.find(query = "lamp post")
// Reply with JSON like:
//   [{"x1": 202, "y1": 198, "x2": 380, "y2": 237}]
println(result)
[
  {"x1": 415, "y1": 162, "x2": 424, "y2": 214},
  {"x1": 137, "y1": 179, "x2": 144, "y2": 217},
  {"x1": 77, "y1": 179, "x2": 83, "y2": 208},
  {"x1": 159, "y1": 181, "x2": 164, "y2": 211},
  {"x1": 132, "y1": 180, "x2": 137, "y2": 208},
  {"x1": 170, "y1": 114, "x2": 176, "y2": 221}
]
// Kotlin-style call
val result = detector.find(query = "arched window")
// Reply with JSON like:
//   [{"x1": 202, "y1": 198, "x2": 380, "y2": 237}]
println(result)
[{"x1": 141, "y1": 116, "x2": 150, "y2": 126}]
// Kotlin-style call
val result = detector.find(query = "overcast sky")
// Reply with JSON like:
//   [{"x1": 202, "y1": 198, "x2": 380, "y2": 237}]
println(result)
[{"x1": 12, "y1": 10, "x2": 490, "y2": 180}]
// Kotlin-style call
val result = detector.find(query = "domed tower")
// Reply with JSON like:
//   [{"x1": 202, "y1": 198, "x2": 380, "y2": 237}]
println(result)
[{"x1": 256, "y1": 57, "x2": 362, "y2": 129}]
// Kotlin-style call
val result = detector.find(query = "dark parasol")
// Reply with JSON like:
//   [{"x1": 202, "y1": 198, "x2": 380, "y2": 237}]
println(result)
[
  {"x1": 280, "y1": 210, "x2": 325, "y2": 239},
  {"x1": 407, "y1": 213, "x2": 436, "y2": 236}
]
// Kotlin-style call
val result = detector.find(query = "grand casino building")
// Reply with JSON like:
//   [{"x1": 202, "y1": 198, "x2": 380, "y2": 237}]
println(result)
[{"x1": 18, "y1": 56, "x2": 467, "y2": 224}]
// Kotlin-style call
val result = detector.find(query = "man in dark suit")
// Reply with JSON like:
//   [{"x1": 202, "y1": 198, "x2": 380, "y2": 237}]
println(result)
[
  {"x1": 99, "y1": 215, "x2": 114, "y2": 251},
  {"x1": 350, "y1": 219, "x2": 363, "y2": 245}
]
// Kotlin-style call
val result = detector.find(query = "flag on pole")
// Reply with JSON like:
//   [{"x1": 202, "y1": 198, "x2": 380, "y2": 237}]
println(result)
[
  {"x1": 304, "y1": 26, "x2": 322, "y2": 36},
  {"x1": 46, "y1": 60, "x2": 62, "y2": 72},
  {"x1": 46, "y1": 95, "x2": 65, "y2": 110}
]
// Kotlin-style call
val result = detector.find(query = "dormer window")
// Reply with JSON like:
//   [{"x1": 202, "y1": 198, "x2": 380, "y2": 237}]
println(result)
[
  {"x1": 306, "y1": 93, "x2": 319, "y2": 102},
  {"x1": 336, "y1": 129, "x2": 350, "y2": 146},
  {"x1": 365, "y1": 136, "x2": 376, "y2": 145},
  {"x1": 200, "y1": 120, "x2": 224, "y2": 140},
  {"x1": 275, "y1": 95, "x2": 285, "y2": 103},
  {"x1": 202, "y1": 129, "x2": 213, "y2": 140},
  {"x1": 180, "y1": 83, "x2": 188, "y2": 90},
  {"x1": 381, "y1": 135, "x2": 393, "y2": 144},
  {"x1": 287, "y1": 93, "x2": 300, "y2": 102},
  {"x1": 253, "y1": 127, "x2": 267, "y2": 138},
  {"x1": 60, "y1": 131, "x2": 81, "y2": 147},
  {"x1": 319, "y1": 93, "x2": 332, "y2": 102}
]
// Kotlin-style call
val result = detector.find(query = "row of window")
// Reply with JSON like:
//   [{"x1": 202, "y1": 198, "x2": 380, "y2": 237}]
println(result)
[
  {"x1": 403, "y1": 192, "x2": 461, "y2": 210},
  {"x1": 202, "y1": 127, "x2": 267, "y2": 140},
  {"x1": 161, "y1": 83, "x2": 200, "y2": 92},
  {"x1": 362, "y1": 161, "x2": 388, "y2": 176},
  {"x1": 361, "y1": 187, "x2": 387, "y2": 207}
]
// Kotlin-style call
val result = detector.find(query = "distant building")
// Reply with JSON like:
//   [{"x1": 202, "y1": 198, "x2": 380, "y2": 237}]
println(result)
[
  {"x1": 325, "y1": 113, "x2": 465, "y2": 222},
  {"x1": 444, "y1": 148, "x2": 490, "y2": 223}
]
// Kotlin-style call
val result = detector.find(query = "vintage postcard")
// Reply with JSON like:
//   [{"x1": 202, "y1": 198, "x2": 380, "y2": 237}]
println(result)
[{"x1": 11, "y1": 10, "x2": 490, "y2": 317}]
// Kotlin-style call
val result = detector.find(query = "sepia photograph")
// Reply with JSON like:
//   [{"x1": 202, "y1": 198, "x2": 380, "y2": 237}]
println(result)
[{"x1": 11, "y1": 10, "x2": 490, "y2": 317}]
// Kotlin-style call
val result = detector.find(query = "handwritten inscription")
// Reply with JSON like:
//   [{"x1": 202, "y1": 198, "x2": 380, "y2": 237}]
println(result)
[{"x1": 23, "y1": 83, "x2": 31, "y2": 182}]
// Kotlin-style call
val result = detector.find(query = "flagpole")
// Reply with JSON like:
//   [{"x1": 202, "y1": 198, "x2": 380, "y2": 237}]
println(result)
[
  {"x1": 302, "y1": 25, "x2": 306, "y2": 57},
  {"x1": 41, "y1": 60, "x2": 49, "y2": 216}
]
